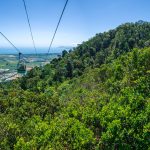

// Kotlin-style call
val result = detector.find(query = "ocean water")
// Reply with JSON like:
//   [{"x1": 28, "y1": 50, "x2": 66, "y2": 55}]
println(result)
[{"x1": 0, "y1": 47, "x2": 72, "y2": 54}]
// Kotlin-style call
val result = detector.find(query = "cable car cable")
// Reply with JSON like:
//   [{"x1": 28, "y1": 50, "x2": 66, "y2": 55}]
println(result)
[
  {"x1": 0, "y1": 32, "x2": 27, "y2": 74},
  {"x1": 0, "y1": 32, "x2": 21, "y2": 53},
  {"x1": 47, "y1": 0, "x2": 69, "y2": 57},
  {"x1": 0, "y1": 32, "x2": 28, "y2": 60},
  {"x1": 22, "y1": 0, "x2": 37, "y2": 55}
]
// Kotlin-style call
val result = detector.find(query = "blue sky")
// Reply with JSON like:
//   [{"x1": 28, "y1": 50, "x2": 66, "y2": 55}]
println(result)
[{"x1": 0, "y1": 0, "x2": 150, "y2": 49}]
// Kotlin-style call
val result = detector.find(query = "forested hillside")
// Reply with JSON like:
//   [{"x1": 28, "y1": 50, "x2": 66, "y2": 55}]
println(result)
[{"x1": 0, "y1": 21, "x2": 150, "y2": 149}]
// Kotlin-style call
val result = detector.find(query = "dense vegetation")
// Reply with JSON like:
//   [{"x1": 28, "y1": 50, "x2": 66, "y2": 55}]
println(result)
[{"x1": 0, "y1": 21, "x2": 150, "y2": 149}]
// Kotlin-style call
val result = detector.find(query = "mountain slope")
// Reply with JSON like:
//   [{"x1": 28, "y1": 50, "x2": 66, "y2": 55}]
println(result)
[
  {"x1": 0, "y1": 21, "x2": 150, "y2": 149},
  {"x1": 19, "y1": 21, "x2": 150, "y2": 91}
]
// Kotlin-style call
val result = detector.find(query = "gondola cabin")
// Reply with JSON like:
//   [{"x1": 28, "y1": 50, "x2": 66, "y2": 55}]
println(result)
[{"x1": 17, "y1": 52, "x2": 26, "y2": 74}]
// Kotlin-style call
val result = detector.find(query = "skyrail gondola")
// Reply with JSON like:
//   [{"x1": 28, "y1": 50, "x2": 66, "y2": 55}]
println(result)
[{"x1": 17, "y1": 52, "x2": 26, "y2": 74}]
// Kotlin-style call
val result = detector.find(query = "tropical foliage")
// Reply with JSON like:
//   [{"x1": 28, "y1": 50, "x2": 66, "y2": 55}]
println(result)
[{"x1": 0, "y1": 21, "x2": 150, "y2": 149}]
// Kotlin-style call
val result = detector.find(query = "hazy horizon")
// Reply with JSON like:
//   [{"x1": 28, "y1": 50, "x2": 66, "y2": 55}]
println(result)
[{"x1": 0, "y1": 46, "x2": 73, "y2": 54}]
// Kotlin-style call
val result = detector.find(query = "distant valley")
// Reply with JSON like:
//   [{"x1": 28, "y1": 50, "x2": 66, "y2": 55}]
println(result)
[{"x1": 0, "y1": 53, "x2": 59, "y2": 82}]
